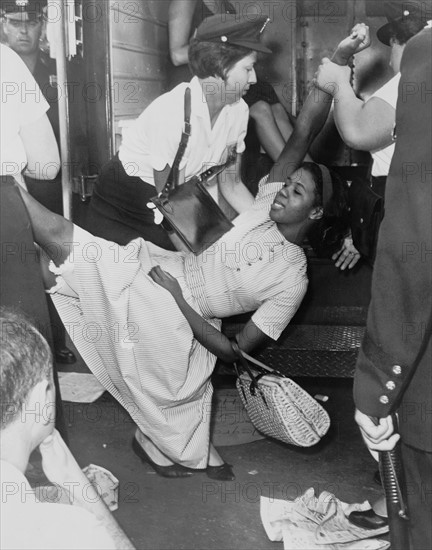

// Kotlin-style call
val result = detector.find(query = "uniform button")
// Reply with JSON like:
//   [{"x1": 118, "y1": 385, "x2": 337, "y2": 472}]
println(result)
[
  {"x1": 259, "y1": 257, "x2": 263, "y2": 261},
  {"x1": 392, "y1": 365, "x2": 402, "y2": 375},
  {"x1": 360, "y1": 217, "x2": 364, "y2": 224},
  {"x1": 379, "y1": 395, "x2": 389, "y2": 404},
  {"x1": 236, "y1": 268, "x2": 240, "y2": 272},
  {"x1": 248, "y1": 263, "x2": 252, "y2": 266},
  {"x1": 386, "y1": 381, "x2": 396, "y2": 391}
]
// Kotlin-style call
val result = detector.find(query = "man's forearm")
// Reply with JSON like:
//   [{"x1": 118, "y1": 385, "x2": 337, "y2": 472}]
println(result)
[{"x1": 332, "y1": 82, "x2": 369, "y2": 148}]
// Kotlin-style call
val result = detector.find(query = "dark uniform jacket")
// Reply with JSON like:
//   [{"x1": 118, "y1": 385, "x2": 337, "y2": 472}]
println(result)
[
  {"x1": 24, "y1": 50, "x2": 88, "y2": 213},
  {"x1": 32, "y1": 51, "x2": 60, "y2": 141},
  {"x1": 353, "y1": 28, "x2": 432, "y2": 452}
]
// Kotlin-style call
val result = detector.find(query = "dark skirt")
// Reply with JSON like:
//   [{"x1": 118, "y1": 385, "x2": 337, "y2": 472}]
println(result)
[{"x1": 85, "y1": 155, "x2": 175, "y2": 250}]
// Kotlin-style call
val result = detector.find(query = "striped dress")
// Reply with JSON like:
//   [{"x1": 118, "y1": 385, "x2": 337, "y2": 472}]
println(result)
[{"x1": 52, "y1": 179, "x2": 308, "y2": 468}]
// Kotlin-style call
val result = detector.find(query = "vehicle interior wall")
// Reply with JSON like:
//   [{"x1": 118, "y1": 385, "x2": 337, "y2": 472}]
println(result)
[{"x1": 0, "y1": 1, "x2": 394, "y2": 179}]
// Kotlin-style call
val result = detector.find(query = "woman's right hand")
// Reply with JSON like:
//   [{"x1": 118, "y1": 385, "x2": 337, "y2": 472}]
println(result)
[{"x1": 148, "y1": 265, "x2": 183, "y2": 299}]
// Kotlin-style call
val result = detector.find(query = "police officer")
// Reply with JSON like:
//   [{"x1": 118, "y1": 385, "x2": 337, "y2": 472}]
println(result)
[
  {"x1": 1, "y1": 0, "x2": 82, "y2": 364},
  {"x1": 353, "y1": 7, "x2": 432, "y2": 548}
]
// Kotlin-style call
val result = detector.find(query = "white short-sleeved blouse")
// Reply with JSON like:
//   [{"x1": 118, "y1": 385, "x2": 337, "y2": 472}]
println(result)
[
  {"x1": 118, "y1": 76, "x2": 249, "y2": 185},
  {"x1": 0, "y1": 44, "x2": 49, "y2": 179}
]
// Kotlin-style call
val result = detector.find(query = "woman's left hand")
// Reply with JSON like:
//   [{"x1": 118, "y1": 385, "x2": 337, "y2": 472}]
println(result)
[
  {"x1": 148, "y1": 265, "x2": 183, "y2": 298},
  {"x1": 332, "y1": 236, "x2": 361, "y2": 270}
]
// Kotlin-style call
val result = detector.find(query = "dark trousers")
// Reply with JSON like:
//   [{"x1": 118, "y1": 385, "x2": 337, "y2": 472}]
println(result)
[
  {"x1": 0, "y1": 177, "x2": 68, "y2": 442},
  {"x1": 85, "y1": 155, "x2": 175, "y2": 249},
  {"x1": 401, "y1": 443, "x2": 432, "y2": 549}
]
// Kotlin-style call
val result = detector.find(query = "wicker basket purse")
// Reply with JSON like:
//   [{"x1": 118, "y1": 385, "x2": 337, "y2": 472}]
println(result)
[{"x1": 231, "y1": 341, "x2": 330, "y2": 447}]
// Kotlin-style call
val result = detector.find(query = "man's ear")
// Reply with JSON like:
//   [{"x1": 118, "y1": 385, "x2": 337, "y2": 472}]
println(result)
[
  {"x1": 309, "y1": 206, "x2": 323, "y2": 220},
  {"x1": 27, "y1": 379, "x2": 54, "y2": 426}
]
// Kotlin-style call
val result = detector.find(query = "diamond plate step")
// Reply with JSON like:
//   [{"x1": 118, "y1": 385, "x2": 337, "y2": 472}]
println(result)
[
  {"x1": 252, "y1": 349, "x2": 359, "y2": 378},
  {"x1": 220, "y1": 323, "x2": 366, "y2": 378}
]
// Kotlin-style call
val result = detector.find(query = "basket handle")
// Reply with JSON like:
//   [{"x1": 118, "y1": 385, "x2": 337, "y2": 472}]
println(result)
[
  {"x1": 230, "y1": 340, "x2": 286, "y2": 378},
  {"x1": 230, "y1": 339, "x2": 268, "y2": 406}
]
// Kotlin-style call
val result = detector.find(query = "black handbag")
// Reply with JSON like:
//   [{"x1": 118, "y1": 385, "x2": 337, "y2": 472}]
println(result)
[
  {"x1": 348, "y1": 177, "x2": 384, "y2": 263},
  {"x1": 151, "y1": 88, "x2": 235, "y2": 254}
]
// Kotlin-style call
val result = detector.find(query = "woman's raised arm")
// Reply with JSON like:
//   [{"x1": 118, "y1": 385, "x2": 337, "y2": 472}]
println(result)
[
  {"x1": 269, "y1": 23, "x2": 371, "y2": 184},
  {"x1": 168, "y1": 0, "x2": 198, "y2": 66}
]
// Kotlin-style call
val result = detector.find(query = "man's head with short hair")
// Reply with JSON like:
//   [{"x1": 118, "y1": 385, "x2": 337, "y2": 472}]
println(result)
[
  {"x1": 1, "y1": 0, "x2": 45, "y2": 57},
  {"x1": 377, "y1": 0, "x2": 431, "y2": 45},
  {"x1": 0, "y1": 307, "x2": 53, "y2": 430}
]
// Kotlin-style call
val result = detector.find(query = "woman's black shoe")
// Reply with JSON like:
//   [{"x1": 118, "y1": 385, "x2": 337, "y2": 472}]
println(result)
[
  {"x1": 348, "y1": 509, "x2": 388, "y2": 530},
  {"x1": 206, "y1": 463, "x2": 235, "y2": 481},
  {"x1": 132, "y1": 438, "x2": 193, "y2": 478}
]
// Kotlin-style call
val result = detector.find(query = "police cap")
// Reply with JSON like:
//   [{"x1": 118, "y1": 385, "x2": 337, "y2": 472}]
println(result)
[
  {"x1": 377, "y1": 1, "x2": 431, "y2": 45},
  {"x1": 195, "y1": 14, "x2": 272, "y2": 54},
  {"x1": 0, "y1": 0, "x2": 46, "y2": 20}
]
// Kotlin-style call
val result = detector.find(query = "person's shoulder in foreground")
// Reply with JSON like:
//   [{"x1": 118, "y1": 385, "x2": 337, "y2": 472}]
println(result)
[{"x1": 0, "y1": 308, "x2": 134, "y2": 550}]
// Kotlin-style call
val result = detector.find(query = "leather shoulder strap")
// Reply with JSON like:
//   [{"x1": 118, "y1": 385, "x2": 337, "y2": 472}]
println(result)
[{"x1": 163, "y1": 87, "x2": 191, "y2": 193}]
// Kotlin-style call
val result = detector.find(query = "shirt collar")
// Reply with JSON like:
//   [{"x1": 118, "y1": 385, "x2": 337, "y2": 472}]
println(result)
[
  {"x1": 189, "y1": 76, "x2": 238, "y2": 121},
  {"x1": 189, "y1": 76, "x2": 208, "y2": 120}
]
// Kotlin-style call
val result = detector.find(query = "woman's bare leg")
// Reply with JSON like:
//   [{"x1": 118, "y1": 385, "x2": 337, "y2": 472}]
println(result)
[
  {"x1": 17, "y1": 184, "x2": 74, "y2": 267},
  {"x1": 249, "y1": 100, "x2": 286, "y2": 162},
  {"x1": 271, "y1": 102, "x2": 294, "y2": 142}
]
